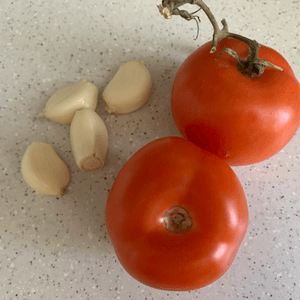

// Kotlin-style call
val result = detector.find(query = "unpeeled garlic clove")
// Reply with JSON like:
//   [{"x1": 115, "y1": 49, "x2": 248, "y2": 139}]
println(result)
[
  {"x1": 21, "y1": 142, "x2": 70, "y2": 195},
  {"x1": 70, "y1": 108, "x2": 108, "y2": 172},
  {"x1": 38, "y1": 79, "x2": 99, "y2": 124},
  {"x1": 102, "y1": 60, "x2": 152, "y2": 114}
]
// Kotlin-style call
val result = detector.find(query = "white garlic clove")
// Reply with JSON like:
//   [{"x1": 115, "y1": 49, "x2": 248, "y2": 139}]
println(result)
[
  {"x1": 102, "y1": 60, "x2": 152, "y2": 114},
  {"x1": 70, "y1": 108, "x2": 108, "y2": 172},
  {"x1": 21, "y1": 142, "x2": 70, "y2": 195},
  {"x1": 38, "y1": 79, "x2": 99, "y2": 124}
]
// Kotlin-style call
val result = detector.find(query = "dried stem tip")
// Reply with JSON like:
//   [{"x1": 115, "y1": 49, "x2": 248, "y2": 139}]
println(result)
[
  {"x1": 163, "y1": 206, "x2": 193, "y2": 234},
  {"x1": 158, "y1": 0, "x2": 284, "y2": 77}
]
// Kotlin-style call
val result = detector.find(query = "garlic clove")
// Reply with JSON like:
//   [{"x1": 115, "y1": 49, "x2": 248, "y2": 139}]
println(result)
[
  {"x1": 38, "y1": 79, "x2": 99, "y2": 124},
  {"x1": 21, "y1": 142, "x2": 70, "y2": 195},
  {"x1": 102, "y1": 60, "x2": 152, "y2": 114},
  {"x1": 70, "y1": 108, "x2": 108, "y2": 172}
]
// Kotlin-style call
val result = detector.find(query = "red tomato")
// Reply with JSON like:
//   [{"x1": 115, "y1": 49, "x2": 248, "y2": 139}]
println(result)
[
  {"x1": 172, "y1": 38, "x2": 300, "y2": 166},
  {"x1": 105, "y1": 137, "x2": 248, "y2": 291}
]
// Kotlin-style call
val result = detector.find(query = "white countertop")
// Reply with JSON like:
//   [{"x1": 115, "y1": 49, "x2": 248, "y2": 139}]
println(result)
[{"x1": 0, "y1": 0, "x2": 300, "y2": 299}]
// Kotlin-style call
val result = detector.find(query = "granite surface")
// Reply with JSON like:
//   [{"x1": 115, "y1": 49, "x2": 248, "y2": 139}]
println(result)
[{"x1": 0, "y1": 0, "x2": 300, "y2": 299}]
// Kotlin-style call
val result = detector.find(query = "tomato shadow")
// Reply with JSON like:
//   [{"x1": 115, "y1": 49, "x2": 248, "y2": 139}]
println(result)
[{"x1": 50, "y1": 147, "x2": 126, "y2": 256}]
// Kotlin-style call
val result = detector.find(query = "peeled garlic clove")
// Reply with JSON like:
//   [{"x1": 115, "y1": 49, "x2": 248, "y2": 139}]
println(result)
[
  {"x1": 102, "y1": 60, "x2": 152, "y2": 114},
  {"x1": 21, "y1": 142, "x2": 70, "y2": 195},
  {"x1": 70, "y1": 108, "x2": 108, "y2": 172},
  {"x1": 38, "y1": 79, "x2": 99, "y2": 124}
]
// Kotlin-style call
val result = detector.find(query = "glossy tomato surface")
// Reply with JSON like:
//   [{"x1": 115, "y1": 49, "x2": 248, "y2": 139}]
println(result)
[
  {"x1": 105, "y1": 137, "x2": 248, "y2": 291},
  {"x1": 172, "y1": 38, "x2": 300, "y2": 166}
]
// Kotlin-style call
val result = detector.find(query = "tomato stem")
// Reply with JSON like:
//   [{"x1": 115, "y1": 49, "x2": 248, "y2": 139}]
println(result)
[
  {"x1": 158, "y1": 0, "x2": 284, "y2": 77},
  {"x1": 163, "y1": 206, "x2": 193, "y2": 234}
]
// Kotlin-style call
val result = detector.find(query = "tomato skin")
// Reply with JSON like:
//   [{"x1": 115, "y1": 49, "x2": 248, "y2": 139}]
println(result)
[
  {"x1": 105, "y1": 137, "x2": 248, "y2": 291},
  {"x1": 172, "y1": 38, "x2": 300, "y2": 166}
]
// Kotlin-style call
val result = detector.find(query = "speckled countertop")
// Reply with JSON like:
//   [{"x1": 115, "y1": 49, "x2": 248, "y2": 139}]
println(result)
[{"x1": 0, "y1": 0, "x2": 300, "y2": 299}]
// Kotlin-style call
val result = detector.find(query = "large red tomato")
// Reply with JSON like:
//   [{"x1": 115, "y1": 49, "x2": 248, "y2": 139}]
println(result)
[
  {"x1": 172, "y1": 38, "x2": 300, "y2": 166},
  {"x1": 105, "y1": 137, "x2": 248, "y2": 291}
]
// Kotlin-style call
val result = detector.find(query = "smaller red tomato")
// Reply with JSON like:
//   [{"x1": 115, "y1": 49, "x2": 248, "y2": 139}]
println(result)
[
  {"x1": 105, "y1": 137, "x2": 248, "y2": 291},
  {"x1": 172, "y1": 38, "x2": 300, "y2": 166}
]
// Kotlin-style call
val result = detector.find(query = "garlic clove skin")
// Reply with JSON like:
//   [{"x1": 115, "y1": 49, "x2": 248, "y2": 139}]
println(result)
[
  {"x1": 102, "y1": 60, "x2": 152, "y2": 114},
  {"x1": 38, "y1": 79, "x2": 99, "y2": 124},
  {"x1": 70, "y1": 108, "x2": 108, "y2": 172},
  {"x1": 21, "y1": 142, "x2": 70, "y2": 195}
]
